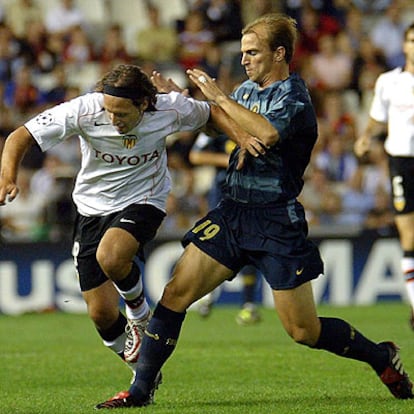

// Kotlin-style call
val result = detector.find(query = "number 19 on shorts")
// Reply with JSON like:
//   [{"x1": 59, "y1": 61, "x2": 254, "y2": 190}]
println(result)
[{"x1": 192, "y1": 219, "x2": 220, "y2": 241}]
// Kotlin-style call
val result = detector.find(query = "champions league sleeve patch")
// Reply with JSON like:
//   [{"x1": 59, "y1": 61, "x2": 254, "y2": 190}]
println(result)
[{"x1": 35, "y1": 112, "x2": 54, "y2": 126}]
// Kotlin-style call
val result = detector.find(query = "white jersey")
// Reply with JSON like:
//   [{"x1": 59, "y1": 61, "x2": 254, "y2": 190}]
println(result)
[
  {"x1": 25, "y1": 91, "x2": 210, "y2": 216},
  {"x1": 370, "y1": 67, "x2": 414, "y2": 157}
]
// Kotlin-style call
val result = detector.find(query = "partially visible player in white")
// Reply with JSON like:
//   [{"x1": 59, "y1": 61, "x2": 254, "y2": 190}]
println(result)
[
  {"x1": 0, "y1": 64, "x2": 210, "y2": 380},
  {"x1": 355, "y1": 22, "x2": 414, "y2": 328}
]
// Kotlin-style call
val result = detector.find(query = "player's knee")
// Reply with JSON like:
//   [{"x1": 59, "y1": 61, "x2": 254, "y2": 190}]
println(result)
[
  {"x1": 287, "y1": 326, "x2": 318, "y2": 346},
  {"x1": 96, "y1": 249, "x2": 124, "y2": 278},
  {"x1": 161, "y1": 281, "x2": 193, "y2": 311},
  {"x1": 88, "y1": 305, "x2": 118, "y2": 330}
]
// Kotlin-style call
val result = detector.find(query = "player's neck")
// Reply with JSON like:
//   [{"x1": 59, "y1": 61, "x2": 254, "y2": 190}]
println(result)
[{"x1": 259, "y1": 67, "x2": 290, "y2": 89}]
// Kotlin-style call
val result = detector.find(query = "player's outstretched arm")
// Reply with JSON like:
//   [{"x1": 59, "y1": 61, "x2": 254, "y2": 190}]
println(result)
[{"x1": 0, "y1": 126, "x2": 34, "y2": 205}]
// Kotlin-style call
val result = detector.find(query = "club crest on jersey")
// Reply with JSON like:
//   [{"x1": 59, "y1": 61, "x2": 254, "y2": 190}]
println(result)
[
  {"x1": 123, "y1": 134, "x2": 138, "y2": 149},
  {"x1": 394, "y1": 196, "x2": 406, "y2": 212}
]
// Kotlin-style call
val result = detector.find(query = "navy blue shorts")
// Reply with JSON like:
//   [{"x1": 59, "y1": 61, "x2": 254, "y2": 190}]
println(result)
[
  {"x1": 182, "y1": 198, "x2": 324, "y2": 290},
  {"x1": 73, "y1": 204, "x2": 165, "y2": 291}
]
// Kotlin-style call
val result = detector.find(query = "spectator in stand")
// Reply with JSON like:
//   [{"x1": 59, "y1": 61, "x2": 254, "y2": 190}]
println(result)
[
  {"x1": 17, "y1": 20, "x2": 48, "y2": 72},
  {"x1": 352, "y1": 0, "x2": 393, "y2": 13},
  {"x1": 342, "y1": 6, "x2": 366, "y2": 52},
  {"x1": 30, "y1": 154, "x2": 62, "y2": 201},
  {"x1": 349, "y1": 36, "x2": 388, "y2": 104},
  {"x1": 369, "y1": 0, "x2": 407, "y2": 68},
  {"x1": 308, "y1": 33, "x2": 352, "y2": 92},
  {"x1": 317, "y1": 185, "x2": 345, "y2": 226},
  {"x1": 314, "y1": 133, "x2": 358, "y2": 184},
  {"x1": 44, "y1": 0, "x2": 86, "y2": 40},
  {"x1": 351, "y1": 153, "x2": 393, "y2": 233},
  {"x1": 38, "y1": 33, "x2": 66, "y2": 74},
  {"x1": 177, "y1": 10, "x2": 214, "y2": 70},
  {"x1": 4, "y1": 0, "x2": 43, "y2": 39},
  {"x1": 198, "y1": 42, "x2": 223, "y2": 83},
  {"x1": 340, "y1": 182, "x2": 376, "y2": 226},
  {"x1": 294, "y1": 7, "x2": 323, "y2": 57},
  {"x1": 242, "y1": 0, "x2": 279, "y2": 23},
  {"x1": 0, "y1": 83, "x2": 17, "y2": 154},
  {"x1": 0, "y1": 23, "x2": 22, "y2": 83},
  {"x1": 292, "y1": 6, "x2": 340, "y2": 72},
  {"x1": 4, "y1": 64, "x2": 40, "y2": 118},
  {"x1": 299, "y1": 167, "x2": 333, "y2": 226},
  {"x1": 202, "y1": 0, "x2": 243, "y2": 45},
  {"x1": 63, "y1": 25, "x2": 94, "y2": 65},
  {"x1": 135, "y1": 4, "x2": 179, "y2": 72},
  {"x1": 317, "y1": 90, "x2": 357, "y2": 152},
  {"x1": 167, "y1": 130, "x2": 198, "y2": 198},
  {"x1": 99, "y1": 24, "x2": 131, "y2": 67},
  {"x1": 158, "y1": 193, "x2": 205, "y2": 238},
  {"x1": 39, "y1": 64, "x2": 69, "y2": 105}
]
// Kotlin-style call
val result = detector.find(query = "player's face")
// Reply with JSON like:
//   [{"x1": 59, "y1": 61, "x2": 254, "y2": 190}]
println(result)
[
  {"x1": 103, "y1": 95, "x2": 148, "y2": 134},
  {"x1": 240, "y1": 31, "x2": 277, "y2": 87}
]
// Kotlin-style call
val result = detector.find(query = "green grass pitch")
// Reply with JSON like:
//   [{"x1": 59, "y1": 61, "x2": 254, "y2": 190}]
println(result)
[{"x1": 1, "y1": 303, "x2": 414, "y2": 414}]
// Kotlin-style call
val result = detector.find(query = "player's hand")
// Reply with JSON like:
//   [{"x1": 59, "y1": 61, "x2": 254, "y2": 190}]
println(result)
[
  {"x1": 236, "y1": 135, "x2": 268, "y2": 170},
  {"x1": 186, "y1": 69, "x2": 224, "y2": 102},
  {"x1": 151, "y1": 71, "x2": 189, "y2": 96},
  {"x1": 354, "y1": 134, "x2": 371, "y2": 157},
  {"x1": 0, "y1": 178, "x2": 19, "y2": 205}
]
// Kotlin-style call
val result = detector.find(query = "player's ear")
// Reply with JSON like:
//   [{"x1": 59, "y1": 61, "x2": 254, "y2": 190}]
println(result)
[
  {"x1": 140, "y1": 99, "x2": 149, "y2": 112},
  {"x1": 273, "y1": 46, "x2": 285, "y2": 62}
]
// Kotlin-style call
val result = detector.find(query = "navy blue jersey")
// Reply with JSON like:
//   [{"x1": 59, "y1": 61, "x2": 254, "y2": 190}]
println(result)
[{"x1": 224, "y1": 73, "x2": 318, "y2": 204}]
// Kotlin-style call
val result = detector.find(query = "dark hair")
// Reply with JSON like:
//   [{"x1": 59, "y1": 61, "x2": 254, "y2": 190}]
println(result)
[
  {"x1": 242, "y1": 13, "x2": 297, "y2": 64},
  {"x1": 95, "y1": 64, "x2": 157, "y2": 111}
]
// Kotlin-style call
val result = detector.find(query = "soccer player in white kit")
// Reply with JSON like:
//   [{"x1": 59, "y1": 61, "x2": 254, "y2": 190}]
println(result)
[
  {"x1": 0, "y1": 64, "x2": 210, "y2": 380},
  {"x1": 355, "y1": 23, "x2": 414, "y2": 328}
]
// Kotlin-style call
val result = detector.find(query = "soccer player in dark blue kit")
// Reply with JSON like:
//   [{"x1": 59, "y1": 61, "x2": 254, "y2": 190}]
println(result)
[{"x1": 96, "y1": 13, "x2": 413, "y2": 408}]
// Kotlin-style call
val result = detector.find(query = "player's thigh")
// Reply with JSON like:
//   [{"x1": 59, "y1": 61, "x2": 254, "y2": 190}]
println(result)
[
  {"x1": 272, "y1": 281, "x2": 320, "y2": 345},
  {"x1": 395, "y1": 212, "x2": 414, "y2": 249},
  {"x1": 82, "y1": 280, "x2": 121, "y2": 329},
  {"x1": 161, "y1": 243, "x2": 234, "y2": 312}
]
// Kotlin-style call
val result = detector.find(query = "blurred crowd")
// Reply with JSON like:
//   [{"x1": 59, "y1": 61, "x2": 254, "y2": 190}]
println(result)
[{"x1": 0, "y1": 0, "x2": 413, "y2": 243}]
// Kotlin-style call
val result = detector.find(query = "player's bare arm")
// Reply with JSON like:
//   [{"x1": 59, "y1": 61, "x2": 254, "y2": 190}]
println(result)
[
  {"x1": 354, "y1": 117, "x2": 387, "y2": 157},
  {"x1": 187, "y1": 68, "x2": 279, "y2": 148},
  {"x1": 0, "y1": 126, "x2": 34, "y2": 205}
]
